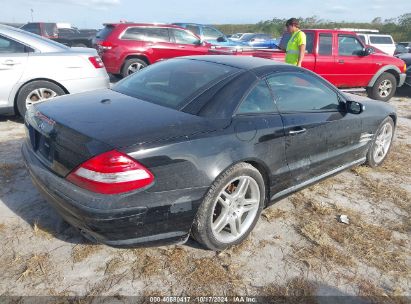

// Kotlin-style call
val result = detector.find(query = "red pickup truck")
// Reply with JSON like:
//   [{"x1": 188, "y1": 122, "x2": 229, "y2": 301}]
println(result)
[{"x1": 215, "y1": 29, "x2": 407, "y2": 101}]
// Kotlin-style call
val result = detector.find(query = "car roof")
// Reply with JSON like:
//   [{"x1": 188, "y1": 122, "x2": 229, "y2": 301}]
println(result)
[
  {"x1": 181, "y1": 55, "x2": 289, "y2": 70},
  {"x1": 104, "y1": 23, "x2": 183, "y2": 29}
]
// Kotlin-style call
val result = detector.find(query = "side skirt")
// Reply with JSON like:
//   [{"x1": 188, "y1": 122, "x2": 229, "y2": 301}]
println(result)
[{"x1": 269, "y1": 157, "x2": 366, "y2": 203}]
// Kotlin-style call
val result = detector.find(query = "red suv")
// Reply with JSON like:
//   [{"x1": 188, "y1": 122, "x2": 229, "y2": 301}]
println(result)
[{"x1": 94, "y1": 23, "x2": 211, "y2": 78}]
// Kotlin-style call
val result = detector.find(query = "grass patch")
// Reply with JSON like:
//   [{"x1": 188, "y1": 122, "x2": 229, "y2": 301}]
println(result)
[
  {"x1": 293, "y1": 193, "x2": 410, "y2": 275},
  {"x1": 262, "y1": 207, "x2": 287, "y2": 221},
  {"x1": 357, "y1": 279, "x2": 410, "y2": 304},
  {"x1": 72, "y1": 244, "x2": 102, "y2": 263},
  {"x1": 261, "y1": 277, "x2": 317, "y2": 300},
  {"x1": 17, "y1": 253, "x2": 50, "y2": 282},
  {"x1": 377, "y1": 143, "x2": 411, "y2": 178},
  {"x1": 33, "y1": 221, "x2": 54, "y2": 240},
  {"x1": 359, "y1": 176, "x2": 411, "y2": 212},
  {"x1": 293, "y1": 243, "x2": 355, "y2": 269}
]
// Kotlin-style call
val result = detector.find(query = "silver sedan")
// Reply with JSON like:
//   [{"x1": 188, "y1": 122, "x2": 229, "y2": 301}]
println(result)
[{"x1": 0, "y1": 24, "x2": 110, "y2": 116}]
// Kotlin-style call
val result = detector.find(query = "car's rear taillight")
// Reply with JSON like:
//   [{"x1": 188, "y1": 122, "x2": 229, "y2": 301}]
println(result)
[
  {"x1": 99, "y1": 41, "x2": 114, "y2": 51},
  {"x1": 67, "y1": 150, "x2": 154, "y2": 194},
  {"x1": 88, "y1": 56, "x2": 104, "y2": 69}
]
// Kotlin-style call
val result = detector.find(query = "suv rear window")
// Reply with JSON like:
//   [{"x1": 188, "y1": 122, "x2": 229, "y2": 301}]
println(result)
[
  {"x1": 96, "y1": 25, "x2": 115, "y2": 40},
  {"x1": 113, "y1": 59, "x2": 239, "y2": 110},
  {"x1": 369, "y1": 36, "x2": 393, "y2": 44}
]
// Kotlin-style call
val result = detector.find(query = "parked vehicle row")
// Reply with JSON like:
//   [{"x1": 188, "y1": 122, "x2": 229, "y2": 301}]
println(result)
[
  {"x1": 20, "y1": 22, "x2": 96, "y2": 47},
  {"x1": 214, "y1": 29, "x2": 407, "y2": 101},
  {"x1": 22, "y1": 55, "x2": 397, "y2": 250},
  {"x1": 93, "y1": 23, "x2": 213, "y2": 78},
  {"x1": 0, "y1": 24, "x2": 109, "y2": 116}
]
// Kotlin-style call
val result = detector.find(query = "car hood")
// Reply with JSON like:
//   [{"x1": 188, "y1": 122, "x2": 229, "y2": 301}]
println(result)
[{"x1": 34, "y1": 89, "x2": 228, "y2": 149}]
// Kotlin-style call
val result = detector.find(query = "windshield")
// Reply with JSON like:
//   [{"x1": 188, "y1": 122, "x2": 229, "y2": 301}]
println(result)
[{"x1": 112, "y1": 59, "x2": 239, "y2": 110}]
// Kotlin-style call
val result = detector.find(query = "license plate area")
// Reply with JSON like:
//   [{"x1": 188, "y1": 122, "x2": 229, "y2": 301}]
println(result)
[{"x1": 28, "y1": 125, "x2": 53, "y2": 162}]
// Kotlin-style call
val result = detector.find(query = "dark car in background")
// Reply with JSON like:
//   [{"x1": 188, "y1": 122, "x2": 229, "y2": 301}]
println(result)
[
  {"x1": 93, "y1": 23, "x2": 211, "y2": 78},
  {"x1": 395, "y1": 53, "x2": 411, "y2": 86},
  {"x1": 22, "y1": 56, "x2": 396, "y2": 251},
  {"x1": 20, "y1": 22, "x2": 95, "y2": 47}
]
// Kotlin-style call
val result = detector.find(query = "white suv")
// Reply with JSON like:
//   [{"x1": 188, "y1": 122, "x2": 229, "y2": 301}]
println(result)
[{"x1": 357, "y1": 33, "x2": 395, "y2": 56}]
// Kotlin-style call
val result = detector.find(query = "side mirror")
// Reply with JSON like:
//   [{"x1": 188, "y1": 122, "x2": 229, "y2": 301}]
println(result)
[
  {"x1": 363, "y1": 47, "x2": 374, "y2": 56},
  {"x1": 194, "y1": 39, "x2": 202, "y2": 45},
  {"x1": 347, "y1": 100, "x2": 364, "y2": 114},
  {"x1": 216, "y1": 36, "x2": 226, "y2": 43}
]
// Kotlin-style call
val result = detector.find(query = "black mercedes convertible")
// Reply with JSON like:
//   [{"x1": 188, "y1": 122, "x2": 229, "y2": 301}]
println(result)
[{"x1": 22, "y1": 56, "x2": 396, "y2": 250}]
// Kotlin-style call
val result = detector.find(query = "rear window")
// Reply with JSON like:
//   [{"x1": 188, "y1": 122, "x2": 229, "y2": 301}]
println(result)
[
  {"x1": 369, "y1": 36, "x2": 393, "y2": 44},
  {"x1": 113, "y1": 59, "x2": 239, "y2": 110},
  {"x1": 96, "y1": 25, "x2": 115, "y2": 40}
]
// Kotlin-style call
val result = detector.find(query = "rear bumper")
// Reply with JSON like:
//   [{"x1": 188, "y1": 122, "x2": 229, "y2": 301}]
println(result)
[
  {"x1": 22, "y1": 142, "x2": 208, "y2": 247},
  {"x1": 60, "y1": 73, "x2": 110, "y2": 94}
]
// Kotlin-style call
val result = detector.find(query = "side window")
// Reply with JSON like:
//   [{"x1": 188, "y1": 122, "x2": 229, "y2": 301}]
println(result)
[
  {"x1": 318, "y1": 34, "x2": 332, "y2": 55},
  {"x1": 369, "y1": 36, "x2": 393, "y2": 44},
  {"x1": 338, "y1": 35, "x2": 364, "y2": 56},
  {"x1": 266, "y1": 73, "x2": 340, "y2": 112},
  {"x1": 144, "y1": 28, "x2": 170, "y2": 43},
  {"x1": 186, "y1": 25, "x2": 201, "y2": 36},
  {"x1": 203, "y1": 27, "x2": 222, "y2": 40},
  {"x1": 122, "y1": 27, "x2": 146, "y2": 40},
  {"x1": 237, "y1": 81, "x2": 276, "y2": 114},
  {"x1": 0, "y1": 35, "x2": 27, "y2": 53},
  {"x1": 172, "y1": 29, "x2": 199, "y2": 44},
  {"x1": 305, "y1": 32, "x2": 315, "y2": 54}
]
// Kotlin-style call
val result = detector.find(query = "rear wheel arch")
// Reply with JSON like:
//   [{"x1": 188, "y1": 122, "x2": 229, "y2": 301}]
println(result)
[
  {"x1": 120, "y1": 55, "x2": 150, "y2": 78},
  {"x1": 208, "y1": 158, "x2": 271, "y2": 207},
  {"x1": 243, "y1": 160, "x2": 271, "y2": 206},
  {"x1": 14, "y1": 78, "x2": 69, "y2": 115},
  {"x1": 122, "y1": 54, "x2": 150, "y2": 67}
]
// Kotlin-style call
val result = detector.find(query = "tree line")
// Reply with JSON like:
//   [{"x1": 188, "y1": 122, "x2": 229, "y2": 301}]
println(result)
[{"x1": 215, "y1": 13, "x2": 411, "y2": 41}]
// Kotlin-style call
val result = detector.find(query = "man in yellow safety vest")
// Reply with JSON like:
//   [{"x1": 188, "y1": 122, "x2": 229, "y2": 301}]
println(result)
[{"x1": 285, "y1": 18, "x2": 306, "y2": 67}]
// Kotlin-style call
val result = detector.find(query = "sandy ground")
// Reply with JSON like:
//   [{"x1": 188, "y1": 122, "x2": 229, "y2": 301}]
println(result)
[{"x1": 0, "y1": 89, "x2": 410, "y2": 301}]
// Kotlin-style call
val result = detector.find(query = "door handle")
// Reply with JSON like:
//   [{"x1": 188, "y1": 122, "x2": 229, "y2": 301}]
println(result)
[
  {"x1": 338, "y1": 59, "x2": 345, "y2": 64},
  {"x1": 288, "y1": 127, "x2": 307, "y2": 135},
  {"x1": 2, "y1": 60, "x2": 20, "y2": 66},
  {"x1": 178, "y1": 45, "x2": 185, "y2": 48}
]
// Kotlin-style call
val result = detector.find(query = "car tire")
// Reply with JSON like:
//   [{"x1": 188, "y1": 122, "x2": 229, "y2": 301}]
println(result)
[
  {"x1": 16, "y1": 81, "x2": 66, "y2": 117},
  {"x1": 366, "y1": 117, "x2": 395, "y2": 167},
  {"x1": 121, "y1": 58, "x2": 148, "y2": 78},
  {"x1": 192, "y1": 163, "x2": 265, "y2": 251},
  {"x1": 367, "y1": 72, "x2": 397, "y2": 102}
]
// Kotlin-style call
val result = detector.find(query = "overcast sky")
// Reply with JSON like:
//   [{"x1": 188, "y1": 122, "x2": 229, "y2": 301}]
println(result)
[{"x1": 1, "y1": 0, "x2": 410, "y2": 28}]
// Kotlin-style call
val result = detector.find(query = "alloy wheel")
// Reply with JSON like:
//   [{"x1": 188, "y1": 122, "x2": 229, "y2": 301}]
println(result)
[
  {"x1": 373, "y1": 122, "x2": 393, "y2": 163},
  {"x1": 211, "y1": 176, "x2": 260, "y2": 243},
  {"x1": 378, "y1": 80, "x2": 393, "y2": 98},
  {"x1": 127, "y1": 62, "x2": 144, "y2": 75},
  {"x1": 25, "y1": 88, "x2": 58, "y2": 108}
]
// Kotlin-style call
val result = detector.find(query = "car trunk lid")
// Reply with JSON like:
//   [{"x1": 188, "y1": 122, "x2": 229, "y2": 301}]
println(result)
[{"x1": 26, "y1": 89, "x2": 226, "y2": 176}]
